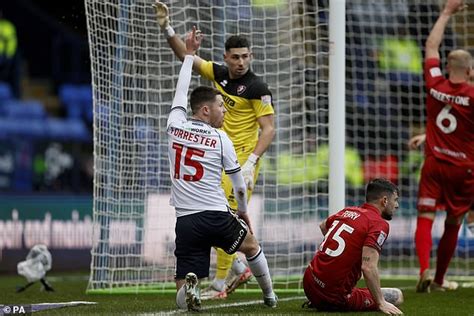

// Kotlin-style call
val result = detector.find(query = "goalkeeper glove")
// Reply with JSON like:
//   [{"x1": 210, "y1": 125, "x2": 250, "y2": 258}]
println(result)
[
  {"x1": 153, "y1": 1, "x2": 175, "y2": 38},
  {"x1": 153, "y1": 1, "x2": 170, "y2": 29},
  {"x1": 241, "y1": 153, "x2": 259, "y2": 191}
]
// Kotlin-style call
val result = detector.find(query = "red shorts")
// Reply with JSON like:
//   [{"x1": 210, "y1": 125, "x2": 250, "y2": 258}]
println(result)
[
  {"x1": 417, "y1": 156, "x2": 474, "y2": 217},
  {"x1": 303, "y1": 267, "x2": 378, "y2": 312}
]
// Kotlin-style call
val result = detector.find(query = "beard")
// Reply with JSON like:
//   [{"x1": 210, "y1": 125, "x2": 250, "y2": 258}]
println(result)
[{"x1": 382, "y1": 212, "x2": 392, "y2": 221}]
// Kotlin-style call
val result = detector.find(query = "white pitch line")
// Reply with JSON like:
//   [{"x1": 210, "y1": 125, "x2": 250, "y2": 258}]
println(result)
[
  {"x1": 147, "y1": 295, "x2": 306, "y2": 316},
  {"x1": 138, "y1": 281, "x2": 474, "y2": 315}
]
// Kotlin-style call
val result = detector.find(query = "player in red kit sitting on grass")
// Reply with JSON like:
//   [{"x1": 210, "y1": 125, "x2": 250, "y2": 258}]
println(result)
[{"x1": 303, "y1": 178, "x2": 403, "y2": 315}]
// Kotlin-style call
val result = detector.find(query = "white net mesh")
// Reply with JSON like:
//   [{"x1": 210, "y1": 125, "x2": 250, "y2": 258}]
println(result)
[
  {"x1": 86, "y1": 0, "x2": 327, "y2": 292},
  {"x1": 346, "y1": 0, "x2": 474, "y2": 276},
  {"x1": 85, "y1": 0, "x2": 474, "y2": 292}
]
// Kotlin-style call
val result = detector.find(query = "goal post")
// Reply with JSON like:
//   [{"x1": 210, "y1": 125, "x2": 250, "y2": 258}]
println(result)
[
  {"x1": 328, "y1": 0, "x2": 345, "y2": 214},
  {"x1": 85, "y1": 0, "x2": 474, "y2": 294}
]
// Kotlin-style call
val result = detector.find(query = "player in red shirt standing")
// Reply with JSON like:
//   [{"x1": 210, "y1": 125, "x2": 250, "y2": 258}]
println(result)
[
  {"x1": 303, "y1": 178, "x2": 403, "y2": 314},
  {"x1": 415, "y1": 0, "x2": 474, "y2": 293}
]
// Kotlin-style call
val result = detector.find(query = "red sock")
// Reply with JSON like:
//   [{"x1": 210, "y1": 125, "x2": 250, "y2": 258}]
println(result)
[
  {"x1": 434, "y1": 223, "x2": 461, "y2": 285},
  {"x1": 415, "y1": 217, "x2": 434, "y2": 275}
]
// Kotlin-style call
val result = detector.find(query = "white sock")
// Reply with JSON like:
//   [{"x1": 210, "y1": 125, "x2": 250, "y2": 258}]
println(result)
[
  {"x1": 176, "y1": 284, "x2": 187, "y2": 310},
  {"x1": 232, "y1": 256, "x2": 247, "y2": 275},
  {"x1": 212, "y1": 278, "x2": 226, "y2": 292},
  {"x1": 246, "y1": 247, "x2": 274, "y2": 298}
]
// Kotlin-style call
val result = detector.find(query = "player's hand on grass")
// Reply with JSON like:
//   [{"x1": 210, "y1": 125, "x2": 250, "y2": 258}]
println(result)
[
  {"x1": 237, "y1": 210, "x2": 254, "y2": 235},
  {"x1": 153, "y1": 1, "x2": 170, "y2": 29},
  {"x1": 241, "y1": 153, "x2": 259, "y2": 191},
  {"x1": 185, "y1": 26, "x2": 202, "y2": 55},
  {"x1": 379, "y1": 301, "x2": 403, "y2": 315},
  {"x1": 407, "y1": 134, "x2": 426, "y2": 150}
]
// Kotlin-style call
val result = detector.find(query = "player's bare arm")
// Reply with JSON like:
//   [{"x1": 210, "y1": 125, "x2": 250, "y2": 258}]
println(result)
[
  {"x1": 185, "y1": 26, "x2": 202, "y2": 56},
  {"x1": 361, "y1": 246, "x2": 403, "y2": 315},
  {"x1": 228, "y1": 171, "x2": 254, "y2": 234},
  {"x1": 425, "y1": 0, "x2": 466, "y2": 60},
  {"x1": 408, "y1": 134, "x2": 426, "y2": 150},
  {"x1": 319, "y1": 219, "x2": 328, "y2": 235},
  {"x1": 167, "y1": 27, "x2": 202, "y2": 129},
  {"x1": 253, "y1": 114, "x2": 276, "y2": 157},
  {"x1": 241, "y1": 114, "x2": 275, "y2": 191},
  {"x1": 154, "y1": 1, "x2": 205, "y2": 71}
]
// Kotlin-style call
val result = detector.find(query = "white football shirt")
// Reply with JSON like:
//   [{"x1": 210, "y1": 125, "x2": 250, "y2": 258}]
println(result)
[{"x1": 167, "y1": 109, "x2": 240, "y2": 217}]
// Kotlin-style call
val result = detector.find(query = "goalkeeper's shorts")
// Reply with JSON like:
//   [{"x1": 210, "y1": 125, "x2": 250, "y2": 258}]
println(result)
[{"x1": 174, "y1": 209, "x2": 248, "y2": 279}]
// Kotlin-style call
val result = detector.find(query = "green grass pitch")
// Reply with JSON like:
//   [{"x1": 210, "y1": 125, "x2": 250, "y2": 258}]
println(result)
[{"x1": 2, "y1": 272, "x2": 474, "y2": 315}]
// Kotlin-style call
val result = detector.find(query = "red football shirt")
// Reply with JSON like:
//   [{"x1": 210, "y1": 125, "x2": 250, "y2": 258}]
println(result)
[
  {"x1": 308, "y1": 204, "x2": 389, "y2": 302},
  {"x1": 424, "y1": 58, "x2": 474, "y2": 167}
]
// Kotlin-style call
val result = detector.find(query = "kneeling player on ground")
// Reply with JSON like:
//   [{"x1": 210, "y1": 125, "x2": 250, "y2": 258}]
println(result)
[{"x1": 166, "y1": 27, "x2": 277, "y2": 311}]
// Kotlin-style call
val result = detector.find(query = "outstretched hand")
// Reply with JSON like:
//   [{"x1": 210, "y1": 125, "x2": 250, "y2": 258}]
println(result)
[
  {"x1": 185, "y1": 26, "x2": 203, "y2": 55},
  {"x1": 407, "y1": 134, "x2": 426, "y2": 150},
  {"x1": 153, "y1": 1, "x2": 170, "y2": 29},
  {"x1": 379, "y1": 301, "x2": 403, "y2": 315},
  {"x1": 444, "y1": 0, "x2": 468, "y2": 15}
]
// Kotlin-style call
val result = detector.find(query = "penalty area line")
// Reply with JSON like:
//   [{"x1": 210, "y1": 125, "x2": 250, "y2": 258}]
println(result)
[{"x1": 155, "y1": 295, "x2": 306, "y2": 315}]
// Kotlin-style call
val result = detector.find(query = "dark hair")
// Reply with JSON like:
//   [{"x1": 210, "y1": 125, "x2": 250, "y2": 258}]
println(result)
[
  {"x1": 225, "y1": 35, "x2": 250, "y2": 51},
  {"x1": 190, "y1": 86, "x2": 221, "y2": 114},
  {"x1": 365, "y1": 178, "x2": 399, "y2": 203}
]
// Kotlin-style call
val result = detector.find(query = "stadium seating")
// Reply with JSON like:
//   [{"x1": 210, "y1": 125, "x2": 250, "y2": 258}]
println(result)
[
  {"x1": 46, "y1": 117, "x2": 90, "y2": 142},
  {"x1": 59, "y1": 84, "x2": 93, "y2": 123},
  {"x1": 2, "y1": 100, "x2": 47, "y2": 119},
  {"x1": 0, "y1": 82, "x2": 13, "y2": 101},
  {"x1": 0, "y1": 100, "x2": 48, "y2": 140},
  {"x1": 0, "y1": 93, "x2": 91, "y2": 142},
  {"x1": 0, "y1": 117, "x2": 47, "y2": 140}
]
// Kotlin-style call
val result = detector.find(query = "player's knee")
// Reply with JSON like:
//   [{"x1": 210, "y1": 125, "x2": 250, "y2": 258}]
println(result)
[
  {"x1": 417, "y1": 211, "x2": 435, "y2": 220},
  {"x1": 381, "y1": 288, "x2": 403, "y2": 306},
  {"x1": 238, "y1": 232, "x2": 259, "y2": 257}
]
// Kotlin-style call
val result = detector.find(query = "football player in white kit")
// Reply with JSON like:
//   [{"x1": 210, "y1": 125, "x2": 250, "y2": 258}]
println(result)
[{"x1": 167, "y1": 27, "x2": 277, "y2": 311}]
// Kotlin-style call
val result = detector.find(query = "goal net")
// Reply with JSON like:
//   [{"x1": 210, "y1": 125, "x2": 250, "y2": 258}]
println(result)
[
  {"x1": 345, "y1": 0, "x2": 474, "y2": 278},
  {"x1": 85, "y1": 0, "x2": 474, "y2": 293}
]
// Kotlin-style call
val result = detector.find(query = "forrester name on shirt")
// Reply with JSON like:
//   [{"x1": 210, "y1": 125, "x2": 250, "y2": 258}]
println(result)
[
  {"x1": 170, "y1": 127, "x2": 217, "y2": 148},
  {"x1": 430, "y1": 88, "x2": 469, "y2": 106}
]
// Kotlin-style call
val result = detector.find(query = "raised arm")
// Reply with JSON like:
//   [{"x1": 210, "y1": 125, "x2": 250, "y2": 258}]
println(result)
[
  {"x1": 361, "y1": 246, "x2": 402, "y2": 315},
  {"x1": 154, "y1": 1, "x2": 206, "y2": 72},
  {"x1": 408, "y1": 134, "x2": 426, "y2": 150},
  {"x1": 167, "y1": 27, "x2": 202, "y2": 128},
  {"x1": 425, "y1": 0, "x2": 467, "y2": 60}
]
